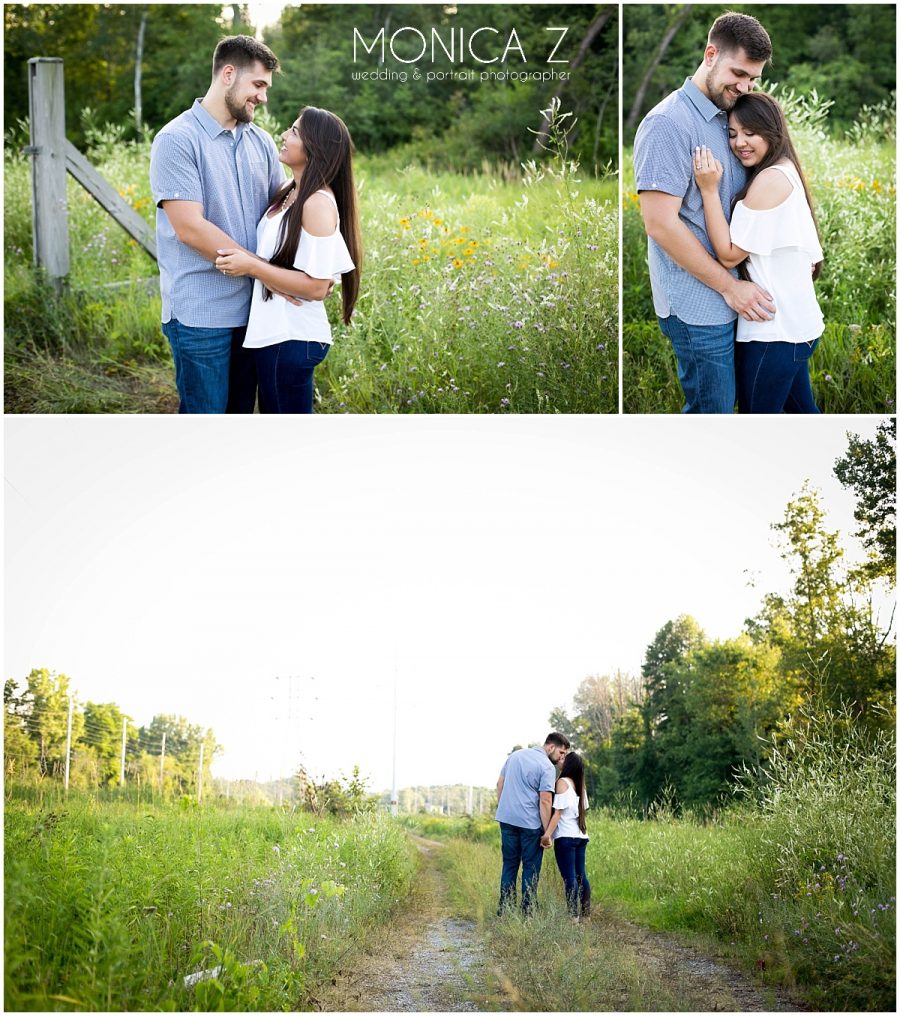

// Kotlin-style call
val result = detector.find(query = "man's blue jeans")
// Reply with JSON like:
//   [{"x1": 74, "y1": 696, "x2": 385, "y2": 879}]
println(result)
[
  {"x1": 658, "y1": 315, "x2": 736, "y2": 414},
  {"x1": 736, "y1": 338, "x2": 821, "y2": 414},
  {"x1": 553, "y1": 837, "x2": 591, "y2": 917},
  {"x1": 498, "y1": 822, "x2": 544, "y2": 915},
  {"x1": 162, "y1": 320, "x2": 256, "y2": 414}
]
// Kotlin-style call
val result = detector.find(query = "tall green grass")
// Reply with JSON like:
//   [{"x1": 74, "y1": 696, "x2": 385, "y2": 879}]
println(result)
[
  {"x1": 406, "y1": 706, "x2": 895, "y2": 1011},
  {"x1": 4, "y1": 793, "x2": 416, "y2": 1011},
  {"x1": 623, "y1": 94, "x2": 896, "y2": 414},
  {"x1": 3, "y1": 130, "x2": 617, "y2": 413}
]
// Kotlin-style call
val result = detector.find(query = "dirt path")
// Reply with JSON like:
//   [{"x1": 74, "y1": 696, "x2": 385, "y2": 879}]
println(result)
[
  {"x1": 314, "y1": 836, "x2": 486, "y2": 1011},
  {"x1": 315, "y1": 836, "x2": 806, "y2": 1012}
]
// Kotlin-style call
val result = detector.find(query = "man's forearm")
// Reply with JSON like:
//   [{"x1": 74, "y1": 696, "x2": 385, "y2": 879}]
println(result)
[
  {"x1": 649, "y1": 216, "x2": 736, "y2": 295},
  {"x1": 176, "y1": 217, "x2": 252, "y2": 264},
  {"x1": 540, "y1": 798, "x2": 552, "y2": 831}
]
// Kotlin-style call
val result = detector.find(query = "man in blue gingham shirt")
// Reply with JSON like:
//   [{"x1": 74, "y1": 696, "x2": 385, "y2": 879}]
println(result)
[
  {"x1": 634, "y1": 13, "x2": 776, "y2": 413},
  {"x1": 150, "y1": 35, "x2": 284, "y2": 414}
]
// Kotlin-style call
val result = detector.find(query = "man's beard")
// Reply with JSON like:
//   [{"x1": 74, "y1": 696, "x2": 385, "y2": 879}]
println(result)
[
  {"x1": 225, "y1": 83, "x2": 255, "y2": 123},
  {"x1": 705, "y1": 68, "x2": 737, "y2": 111}
]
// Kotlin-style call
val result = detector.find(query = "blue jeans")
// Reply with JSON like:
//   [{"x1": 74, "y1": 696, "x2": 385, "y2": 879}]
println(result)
[
  {"x1": 658, "y1": 315, "x2": 736, "y2": 414},
  {"x1": 255, "y1": 340, "x2": 330, "y2": 414},
  {"x1": 162, "y1": 320, "x2": 256, "y2": 414},
  {"x1": 735, "y1": 338, "x2": 821, "y2": 414},
  {"x1": 553, "y1": 837, "x2": 591, "y2": 917},
  {"x1": 498, "y1": 822, "x2": 544, "y2": 915}
]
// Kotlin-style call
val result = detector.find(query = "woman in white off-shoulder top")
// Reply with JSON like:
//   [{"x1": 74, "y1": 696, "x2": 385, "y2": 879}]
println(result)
[
  {"x1": 693, "y1": 92, "x2": 824, "y2": 414},
  {"x1": 540, "y1": 751, "x2": 591, "y2": 920},
  {"x1": 216, "y1": 106, "x2": 362, "y2": 413}
]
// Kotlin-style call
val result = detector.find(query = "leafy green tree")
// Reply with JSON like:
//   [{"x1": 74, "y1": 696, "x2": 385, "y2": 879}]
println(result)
[
  {"x1": 833, "y1": 419, "x2": 896, "y2": 582},
  {"x1": 4, "y1": 679, "x2": 38, "y2": 776},
  {"x1": 655, "y1": 637, "x2": 788, "y2": 808},
  {"x1": 748, "y1": 484, "x2": 895, "y2": 721}
]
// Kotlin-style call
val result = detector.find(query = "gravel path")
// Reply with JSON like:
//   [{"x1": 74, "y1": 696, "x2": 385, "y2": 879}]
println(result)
[{"x1": 315, "y1": 836, "x2": 807, "y2": 1012}]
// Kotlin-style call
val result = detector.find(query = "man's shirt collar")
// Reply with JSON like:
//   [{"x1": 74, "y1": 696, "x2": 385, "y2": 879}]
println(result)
[
  {"x1": 191, "y1": 98, "x2": 246, "y2": 139},
  {"x1": 681, "y1": 77, "x2": 726, "y2": 123}
]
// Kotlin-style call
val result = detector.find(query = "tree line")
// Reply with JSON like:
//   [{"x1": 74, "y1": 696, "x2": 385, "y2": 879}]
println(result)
[
  {"x1": 4, "y1": 3, "x2": 617, "y2": 171},
  {"x1": 623, "y1": 3, "x2": 896, "y2": 144},
  {"x1": 552, "y1": 420, "x2": 896, "y2": 813},
  {"x1": 4, "y1": 669, "x2": 221, "y2": 796}
]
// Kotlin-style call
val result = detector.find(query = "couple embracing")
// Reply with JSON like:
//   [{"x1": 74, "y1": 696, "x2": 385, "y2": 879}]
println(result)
[
  {"x1": 150, "y1": 35, "x2": 361, "y2": 414},
  {"x1": 495, "y1": 733, "x2": 591, "y2": 920},
  {"x1": 635, "y1": 12, "x2": 824, "y2": 414}
]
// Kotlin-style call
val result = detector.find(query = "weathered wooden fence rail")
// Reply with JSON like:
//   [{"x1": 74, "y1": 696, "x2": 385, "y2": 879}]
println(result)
[{"x1": 27, "y1": 57, "x2": 157, "y2": 288}]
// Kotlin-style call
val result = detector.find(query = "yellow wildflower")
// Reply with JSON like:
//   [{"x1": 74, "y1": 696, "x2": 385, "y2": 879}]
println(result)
[{"x1": 452, "y1": 258, "x2": 463, "y2": 269}]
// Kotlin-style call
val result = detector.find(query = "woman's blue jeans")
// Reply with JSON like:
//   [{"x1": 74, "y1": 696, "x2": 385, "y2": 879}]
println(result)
[
  {"x1": 498, "y1": 822, "x2": 544, "y2": 915},
  {"x1": 735, "y1": 338, "x2": 821, "y2": 413},
  {"x1": 553, "y1": 837, "x2": 591, "y2": 917},
  {"x1": 255, "y1": 340, "x2": 330, "y2": 414}
]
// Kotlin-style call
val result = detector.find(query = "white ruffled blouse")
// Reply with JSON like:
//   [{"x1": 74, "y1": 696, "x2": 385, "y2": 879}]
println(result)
[
  {"x1": 730, "y1": 162, "x2": 824, "y2": 344},
  {"x1": 551, "y1": 780, "x2": 589, "y2": 841},
  {"x1": 243, "y1": 189, "x2": 355, "y2": 349}
]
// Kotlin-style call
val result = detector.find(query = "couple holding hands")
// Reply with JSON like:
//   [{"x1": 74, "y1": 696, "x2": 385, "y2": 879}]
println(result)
[{"x1": 495, "y1": 733, "x2": 591, "y2": 921}]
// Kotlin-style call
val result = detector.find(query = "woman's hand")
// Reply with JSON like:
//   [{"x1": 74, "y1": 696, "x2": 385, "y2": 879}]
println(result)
[
  {"x1": 693, "y1": 145, "x2": 723, "y2": 194},
  {"x1": 540, "y1": 834, "x2": 552, "y2": 849},
  {"x1": 215, "y1": 248, "x2": 260, "y2": 278}
]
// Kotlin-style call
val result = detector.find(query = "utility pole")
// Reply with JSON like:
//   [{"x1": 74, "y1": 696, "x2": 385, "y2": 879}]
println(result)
[
  {"x1": 390, "y1": 661, "x2": 398, "y2": 816},
  {"x1": 197, "y1": 742, "x2": 204, "y2": 804},
  {"x1": 467, "y1": 784, "x2": 473, "y2": 815},
  {"x1": 159, "y1": 731, "x2": 166, "y2": 795},
  {"x1": 63, "y1": 696, "x2": 74, "y2": 793},
  {"x1": 119, "y1": 716, "x2": 127, "y2": 787}
]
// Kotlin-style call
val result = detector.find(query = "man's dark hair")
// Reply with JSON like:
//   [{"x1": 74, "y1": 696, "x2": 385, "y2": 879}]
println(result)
[
  {"x1": 708, "y1": 12, "x2": 772, "y2": 64},
  {"x1": 545, "y1": 732, "x2": 571, "y2": 749},
  {"x1": 212, "y1": 35, "x2": 279, "y2": 76}
]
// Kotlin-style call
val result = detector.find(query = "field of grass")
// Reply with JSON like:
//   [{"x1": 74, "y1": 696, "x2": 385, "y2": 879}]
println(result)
[
  {"x1": 3, "y1": 126, "x2": 617, "y2": 414},
  {"x1": 408, "y1": 713, "x2": 896, "y2": 1012},
  {"x1": 623, "y1": 96, "x2": 896, "y2": 414},
  {"x1": 4, "y1": 790, "x2": 415, "y2": 1011}
]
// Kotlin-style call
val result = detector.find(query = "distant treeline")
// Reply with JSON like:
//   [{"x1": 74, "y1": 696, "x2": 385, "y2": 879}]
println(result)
[
  {"x1": 623, "y1": 3, "x2": 896, "y2": 144},
  {"x1": 552, "y1": 421, "x2": 896, "y2": 814},
  {"x1": 4, "y1": 3, "x2": 617, "y2": 170},
  {"x1": 4, "y1": 669, "x2": 220, "y2": 795}
]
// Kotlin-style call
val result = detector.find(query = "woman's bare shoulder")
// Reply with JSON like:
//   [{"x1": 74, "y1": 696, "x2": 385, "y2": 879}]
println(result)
[
  {"x1": 301, "y1": 190, "x2": 338, "y2": 236},
  {"x1": 744, "y1": 164, "x2": 794, "y2": 211}
]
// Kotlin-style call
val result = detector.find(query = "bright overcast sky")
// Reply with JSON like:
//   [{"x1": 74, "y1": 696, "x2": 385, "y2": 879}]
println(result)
[{"x1": 4, "y1": 416, "x2": 886, "y2": 792}]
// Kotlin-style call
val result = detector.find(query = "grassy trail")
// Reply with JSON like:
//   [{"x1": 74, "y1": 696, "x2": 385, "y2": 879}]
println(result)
[
  {"x1": 314, "y1": 836, "x2": 489, "y2": 1011},
  {"x1": 324, "y1": 833, "x2": 807, "y2": 1012},
  {"x1": 458, "y1": 837, "x2": 810, "y2": 1011}
]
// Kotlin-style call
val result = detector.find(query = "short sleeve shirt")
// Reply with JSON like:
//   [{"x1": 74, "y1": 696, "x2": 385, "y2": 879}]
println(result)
[
  {"x1": 495, "y1": 746, "x2": 556, "y2": 828},
  {"x1": 633, "y1": 79, "x2": 747, "y2": 325},
  {"x1": 150, "y1": 99, "x2": 284, "y2": 327}
]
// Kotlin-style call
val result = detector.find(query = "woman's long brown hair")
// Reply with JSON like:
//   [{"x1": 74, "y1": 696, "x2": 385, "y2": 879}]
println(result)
[
  {"x1": 559, "y1": 752, "x2": 588, "y2": 834},
  {"x1": 265, "y1": 106, "x2": 362, "y2": 325},
  {"x1": 729, "y1": 92, "x2": 823, "y2": 281}
]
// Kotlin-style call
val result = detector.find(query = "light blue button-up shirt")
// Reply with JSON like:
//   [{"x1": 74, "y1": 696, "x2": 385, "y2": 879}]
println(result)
[
  {"x1": 495, "y1": 746, "x2": 557, "y2": 829},
  {"x1": 150, "y1": 99, "x2": 284, "y2": 328},
  {"x1": 634, "y1": 78, "x2": 747, "y2": 325}
]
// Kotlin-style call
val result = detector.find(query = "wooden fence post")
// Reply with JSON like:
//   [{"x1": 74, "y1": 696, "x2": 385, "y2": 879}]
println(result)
[{"x1": 28, "y1": 57, "x2": 69, "y2": 286}]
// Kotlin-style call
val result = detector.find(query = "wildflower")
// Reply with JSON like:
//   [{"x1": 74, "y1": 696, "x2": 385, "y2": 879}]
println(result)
[
  {"x1": 825, "y1": 374, "x2": 833, "y2": 382},
  {"x1": 500, "y1": 398, "x2": 510, "y2": 407},
  {"x1": 452, "y1": 258, "x2": 463, "y2": 269},
  {"x1": 512, "y1": 320, "x2": 524, "y2": 329},
  {"x1": 497, "y1": 361, "x2": 506, "y2": 368}
]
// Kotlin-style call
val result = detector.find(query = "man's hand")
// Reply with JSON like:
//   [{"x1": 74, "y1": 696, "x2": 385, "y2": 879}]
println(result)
[
  {"x1": 271, "y1": 289, "x2": 304, "y2": 306},
  {"x1": 722, "y1": 279, "x2": 776, "y2": 322},
  {"x1": 540, "y1": 834, "x2": 552, "y2": 849}
]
